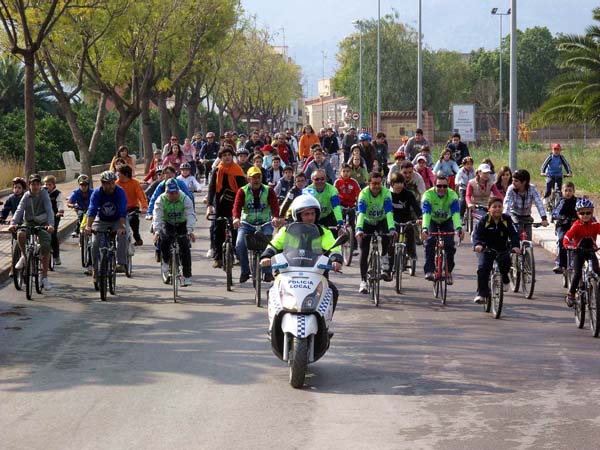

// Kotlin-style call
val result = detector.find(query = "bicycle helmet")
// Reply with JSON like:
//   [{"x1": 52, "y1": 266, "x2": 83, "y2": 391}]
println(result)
[
  {"x1": 551, "y1": 143, "x2": 561, "y2": 151},
  {"x1": 12, "y1": 177, "x2": 26, "y2": 189},
  {"x1": 462, "y1": 156, "x2": 473, "y2": 165},
  {"x1": 576, "y1": 198, "x2": 594, "y2": 210},
  {"x1": 77, "y1": 174, "x2": 89, "y2": 184},
  {"x1": 291, "y1": 195, "x2": 321, "y2": 222},
  {"x1": 155, "y1": 165, "x2": 164, "y2": 174},
  {"x1": 180, "y1": 162, "x2": 191, "y2": 170},
  {"x1": 358, "y1": 132, "x2": 372, "y2": 142},
  {"x1": 100, "y1": 170, "x2": 117, "y2": 182},
  {"x1": 236, "y1": 148, "x2": 250, "y2": 156}
]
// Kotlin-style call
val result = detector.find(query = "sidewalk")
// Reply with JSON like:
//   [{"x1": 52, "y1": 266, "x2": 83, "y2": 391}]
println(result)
[{"x1": 0, "y1": 165, "x2": 146, "y2": 283}]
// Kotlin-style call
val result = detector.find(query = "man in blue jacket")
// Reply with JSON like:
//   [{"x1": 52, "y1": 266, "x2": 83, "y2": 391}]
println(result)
[
  {"x1": 146, "y1": 165, "x2": 194, "y2": 217},
  {"x1": 84, "y1": 171, "x2": 129, "y2": 280}
]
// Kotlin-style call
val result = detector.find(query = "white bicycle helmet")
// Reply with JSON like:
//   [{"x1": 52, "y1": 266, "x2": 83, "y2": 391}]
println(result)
[
  {"x1": 100, "y1": 170, "x2": 117, "y2": 182},
  {"x1": 291, "y1": 195, "x2": 321, "y2": 222}
]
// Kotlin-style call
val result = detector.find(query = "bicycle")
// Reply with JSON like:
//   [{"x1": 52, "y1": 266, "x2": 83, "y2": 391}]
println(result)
[
  {"x1": 566, "y1": 246, "x2": 600, "y2": 337},
  {"x1": 364, "y1": 230, "x2": 385, "y2": 307},
  {"x1": 212, "y1": 215, "x2": 235, "y2": 292},
  {"x1": 243, "y1": 220, "x2": 272, "y2": 307},
  {"x1": 17, "y1": 225, "x2": 46, "y2": 300},
  {"x1": 92, "y1": 230, "x2": 117, "y2": 301},
  {"x1": 162, "y1": 231, "x2": 188, "y2": 303},
  {"x1": 481, "y1": 248, "x2": 511, "y2": 319},
  {"x1": 125, "y1": 208, "x2": 139, "y2": 278},
  {"x1": 430, "y1": 231, "x2": 456, "y2": 305},
  {"x1": 509, "y1": 220, "x2": 542, "y2": 299},
  {"x1": 555, "y1": 215, "x2": 575, "y2": 289},
  {"x1": 341, "y1": 206, "x2": 356, "y2": 266},
  {"x1": 393, "y1": 221, "x2": 417, "y2": 294},
  {"x1": 543, "y1": 174, "x2": 570, "y2": 217},
  {"x1": 465, "y1": 204, "x2": 487, "y2": 234}
]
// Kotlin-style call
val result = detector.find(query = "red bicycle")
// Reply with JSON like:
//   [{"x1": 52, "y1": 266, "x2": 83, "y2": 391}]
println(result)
[{"x1": 430, "y1": 231, "x2": 457, "y2": 304}]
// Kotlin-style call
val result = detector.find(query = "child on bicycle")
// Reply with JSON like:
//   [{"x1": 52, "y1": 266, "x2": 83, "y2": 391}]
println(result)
[
  {"x1": 540, "y1": 143, "x2": 572, "y2": 205},
  {"x1": 389, "y1": 172, "x2": 422, "y2": 262},
  {"x1": 66, "y1": 174, "x2": 91, "y2": 238},
  {"x1": 455, "y1": 156, "x2": 475, "y2": 222},
  {"x1": 0, "y1": 177, "x2": 26, "y2": 223},
  {"x1": 472, "y1": 197, "x2": 521, "y2": 304},
  {"x1": 551, "y1": 181, "x2": 578, "y2": 274},
  {"x1": 334, "y1": 163, "x2": 361, "y2": 233},
  {"x1": 563, "y1": 198, "x2": 600, "y2": 307},
  {"x1": 43, "y1": 175, "x2": 65, "y2": 266}
]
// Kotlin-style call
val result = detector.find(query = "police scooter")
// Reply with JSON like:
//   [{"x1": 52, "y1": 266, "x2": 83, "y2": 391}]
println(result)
[{"x1": 267, "y1": 223, "x2": 347, "y2": 388}]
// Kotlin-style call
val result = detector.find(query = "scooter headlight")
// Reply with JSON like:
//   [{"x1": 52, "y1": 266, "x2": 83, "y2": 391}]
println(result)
[
  {"x1": 301, "y1": 282, "x2": 324, "y2": 312},
  {"x1": 279, "y1": 285, "x2": 298, "y2": 311}
]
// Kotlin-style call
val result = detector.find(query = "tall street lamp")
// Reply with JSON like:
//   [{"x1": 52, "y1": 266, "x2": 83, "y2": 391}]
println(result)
[
  {"x1": 417, "y1": 0, "x2": 422, "y2": 129},
  {"x1": 491, "y1": 7, "x2": 511, "y2": 141},
  {"x1": 509, "y1": 0, "x2": 518, "y2": 170},
  {"x1": 377, "y1": 0, "x2": 381, "y2": 132},
  {"x1": 352, "y1": 20, "x2": 363, "y2": 130}
]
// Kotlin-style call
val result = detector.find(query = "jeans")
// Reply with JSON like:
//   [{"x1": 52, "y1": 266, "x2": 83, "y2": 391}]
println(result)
[
  {"x1": 423, "y1": 220, "x2": 456, "y2": 274},
  {"x1": 544, "y1": 175, "x2": 563, "y2": 198},
  {"x1": 236, "y1": 222, "x2": 273, "y2": 276},
  {"x1": 458, "y1": 188, "x2": 467, "y2": 219},
  {"x1": 51, "y1": 215, "x2": 61, "y2": 259},
  {"x1": 160, "y1": 222, "x2": 192, "y2": 277},
  {"x1": 91, "y1": 220, "x2": 128, "y2": 270},
  {"x1": 555, "y1": 226, "x2": 569, "y2": 267},
  {"x1": 476, "y1": 250, "x2": 511, "y2": 297}
]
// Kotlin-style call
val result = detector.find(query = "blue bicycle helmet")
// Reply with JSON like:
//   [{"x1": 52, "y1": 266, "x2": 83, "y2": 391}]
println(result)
[
  {"x1": 576, "y1": 198, "x2": 594, "y2": 210},
  {"x1": 359, "y1": 132, "x2": 372, "y2": 142}
]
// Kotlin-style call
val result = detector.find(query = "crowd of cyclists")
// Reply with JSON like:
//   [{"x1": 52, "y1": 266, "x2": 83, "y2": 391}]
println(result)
[{"x1": 3, "y1": 124, "x2": 600, "y2": 311}]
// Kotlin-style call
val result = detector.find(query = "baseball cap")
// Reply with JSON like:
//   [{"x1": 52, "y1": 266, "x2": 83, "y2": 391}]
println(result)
[
  {"x1": 416, "y1": 155, "x2": 428, "y2": 163},
  {"x1": 28, "y1": 173, "x2": 42, "y2": 183},
  {"x1": 165, "y1": 179, "x2": 179, "y2": 192},
  {"x1": 477, "y1": 163, "x2": 492, "y2": 173},
  {"x1": 247, "y1": 167, "x2": 262, "y2": 178}
]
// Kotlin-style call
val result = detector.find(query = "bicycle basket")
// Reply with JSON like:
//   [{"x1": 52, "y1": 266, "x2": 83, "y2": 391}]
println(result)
[{"x1": 245, "y1": 232, "x2": 271, "y2": 251}]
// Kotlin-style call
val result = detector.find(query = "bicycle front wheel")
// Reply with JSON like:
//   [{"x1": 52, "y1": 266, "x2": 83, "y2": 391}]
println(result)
[
  {"x1": 575, "y1": 292, "x2": 586, "y2": 329},
  {"x1": 522, "y1": 247, "x2": 535, "y2": 299},
  {"x1": 34, "y1": 253, "x2": 42, "y2": 294},
  {"x1": 80, "y1": 233, "x2": 86, "y2": 267},
  {"x1": 99, "y1": 252, "x2": 108, "y2": 301},
  {"x1": 491, "y1": 271, "x2": 504, "y2": 319},
  {"x1": 441, "y1": 253, "x2": 448, "y2": 305},
  {"x1": 373, "y1": 253, "x2": 381, "y2": 307},
  {"x1": 225, "y1": 241, "x2": 233, "y2": 292},
  {"x1": 108, "y1": 253, "x2": 116, "y2": 296},
  {"x1": 588, "y1": 278, "x2": 600, "y2": 337},
  {"x1": 343, "y1": 226, "x2": 354, "y2": 266},
  {"x1": 25, "y1": 250, "x2": 34, "y2": 300},
  {"x1": 172, "y1": 250, "x2": 179, "y2": 303},
  {"x1": 394, "y1": 247, "x2": 404, "y2": 294},
  {"x1": 509, "y1": 253, "x2": 520, "y2": 293},
  {"x1": 254, "y1": 252, "x2": 262, "y2": 307}
]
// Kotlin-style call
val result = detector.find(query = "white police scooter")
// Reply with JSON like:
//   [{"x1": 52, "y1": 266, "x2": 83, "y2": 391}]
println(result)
[{"x1": 267, "y1": 223, "x2": 346, "y2": 388}]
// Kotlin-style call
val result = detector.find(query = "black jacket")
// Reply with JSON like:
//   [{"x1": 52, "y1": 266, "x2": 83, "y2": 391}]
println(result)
[{"x1": 472, "y1": 213, "x2": 520, "y2": 251}]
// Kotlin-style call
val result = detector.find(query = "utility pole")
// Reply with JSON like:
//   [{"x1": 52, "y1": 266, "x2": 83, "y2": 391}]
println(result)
[
  {"x1": 417, "y1": 0, "x2": 423, "y2": 129},
  {"x1": 509, "y1": 0, "x2": 517, "y2": 170}
]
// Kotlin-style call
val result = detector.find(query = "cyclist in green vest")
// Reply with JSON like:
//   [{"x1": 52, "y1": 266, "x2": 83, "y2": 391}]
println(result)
[
  {"x1": 355, "y1": 171, "x2": 397, "y2": 293},
  {"x1": 233, "y1": 167, "x2": 284, "y2": 284},
  {"x1": 303, "y1": 168, "x2": 344, "y2": 232},
  {"x1": 421, "y1": 174, "x2": 464, "y2": 284},
  {"x1": 152, "y1": 179, "x2": 196, "y2": 286}
]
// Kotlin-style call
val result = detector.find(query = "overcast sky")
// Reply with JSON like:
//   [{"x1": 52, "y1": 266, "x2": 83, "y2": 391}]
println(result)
[{"x1": 242, "y1": 0, "x2": 599, "y2": 97}]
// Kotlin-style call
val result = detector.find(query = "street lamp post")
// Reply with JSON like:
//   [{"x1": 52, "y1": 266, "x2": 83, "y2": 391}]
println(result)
[
  {"x1": 377, "y1": 0, "x2": 381, "y2": 132},
  {"x1": 509, "y1": 0, "x2": 517, "y2": 170},
  {"x1": 417, "y1": 0, "x2": 422, "y2": 129},
  {"x1": 491, "y1": 7, "x2": 511, "y2": 141},
  {"x1": 352, "y1": 20, "x2": 363, "y2": 130}
]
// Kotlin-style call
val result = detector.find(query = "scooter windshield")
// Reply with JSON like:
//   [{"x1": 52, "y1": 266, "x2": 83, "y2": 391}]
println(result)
[{"x1": 282, "y1": 223, "x2": 323, "y2": 268}]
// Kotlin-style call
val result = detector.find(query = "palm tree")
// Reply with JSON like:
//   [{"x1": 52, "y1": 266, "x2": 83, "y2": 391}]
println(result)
[
  {"x1": 530, "y1": 7, "x2": 600, "y2": 126},
  {"x1": 0, "y1": 55, "x2": 54, "y2": 114}
]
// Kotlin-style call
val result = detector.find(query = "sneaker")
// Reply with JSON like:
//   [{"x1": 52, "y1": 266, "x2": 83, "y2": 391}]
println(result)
[
  {"x1": 552, "y1": 265, "x2": 564, "y2": 274},
  {"x1": 134, "y1": 238, "x2": 144, "y2": 246},
  {"x1": 54, "y1": 256, "x2": 61, "y2": 266},
  {"x1": 359, "y1": 281, "x2": 368, "y2": 294},
  {"x1": 92, "y1": 269, "x2": 97, "y2": 283},
  {"x1": 40, "y1": 277, "x2": 51, "y2": 291},
  {"x1": 85, "y1": 266, "x2": 93, "y2": 276},
  {"x1": 206, "y1": 248, "x2": 214, "y2": 258},
  {"x1": 424, "y1": 272, "x2": 435, "y2": 281},
  {"x1": 565, "y1": 293, "x2": 575, "y2": 308},
  {"x1": 212, "y1": 260, "x2": 222, "y2": 269},
  {"x1": 473, "y1": 295, "x2": 486, "y2": 304},
  {"x1": 182, "y1": 277, "x2": 192, "y2": 287},
  {"x1": 71, "y1": 231, "x2": 78, "y2": 238},
  {"x1": 381, "y1": 270, "x2": 392, "y2": 282},
  {"x1": 502, "y1": 274, "x2": 510, "y2": 285},
  {"x1": 263, "y1": 273, "x2": 274, "y2": 283},
  {"x1": 15, "y1": 255, "x2": 26, "y2": 270},
  {"x1": 239, "y1": 273, "x2": 250, "y2": 283},
  {"x1": 446, "y1": 274, "x2": 453, "y2": 285},
  {"x1": 161, "y1": 262, "x2": 169, "y2": 275}
]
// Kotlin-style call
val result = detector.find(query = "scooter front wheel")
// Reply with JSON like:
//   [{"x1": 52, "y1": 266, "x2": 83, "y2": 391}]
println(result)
[{"x1": 289, "y1": 336, "x2": 308, "y2": 389}]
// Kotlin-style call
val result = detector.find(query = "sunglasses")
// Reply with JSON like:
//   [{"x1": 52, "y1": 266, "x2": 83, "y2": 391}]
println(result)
[
  {"x1": 312, "y1": 177, "x2": 325, "y2": 182},
  {"x1": 436, "y1": 184, "x2": 449, "y2": 188},
  {"x1": 578, "y1": 211, "x2": 593, "y2": 216}
]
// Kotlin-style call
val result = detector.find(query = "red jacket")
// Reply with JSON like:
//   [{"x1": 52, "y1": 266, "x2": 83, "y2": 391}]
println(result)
[
  {"x1": 334, "y1": 177, "x2": 361, "y2": 208},
  {"x1": 563, "y1": 219, "x2": 600, "y2": 249},
  {"x1": 417, "y1": 166, "x2": 435, "y2": 189},
  {"x1": 274, "y1": 143, "x2": 293, "y2": 166}
]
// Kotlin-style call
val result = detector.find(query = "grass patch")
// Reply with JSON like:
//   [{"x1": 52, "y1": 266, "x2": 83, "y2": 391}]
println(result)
[
  {"x1": 467, "y1": 142, "x2": 600, "y2": 203},
  {"x1": 0, "y1": 158, "x2": 24, "y2": 190}
]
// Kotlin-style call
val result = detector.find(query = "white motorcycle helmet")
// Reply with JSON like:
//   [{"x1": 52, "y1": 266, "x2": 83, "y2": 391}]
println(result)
[{"x1": 290, "y1": 195, "x2": 321, "y2": 222}]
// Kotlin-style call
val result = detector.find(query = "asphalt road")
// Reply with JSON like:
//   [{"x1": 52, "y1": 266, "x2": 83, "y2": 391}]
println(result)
[{"x1": 1, "y1": 213, "x2": 600, "y2": 450}]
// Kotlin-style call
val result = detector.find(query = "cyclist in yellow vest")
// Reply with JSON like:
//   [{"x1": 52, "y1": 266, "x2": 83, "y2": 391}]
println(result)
[{"x1": 233, "y1": 167, "x2": 285, "y2": 284}]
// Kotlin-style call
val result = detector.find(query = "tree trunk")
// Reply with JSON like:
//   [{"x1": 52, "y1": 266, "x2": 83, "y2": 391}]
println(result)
[
  {"x1": 187, "y1": 100, "x2": 199, "y2": 138},
  {"x1": 23, "y1": 52, "x2": 36, "y2": 176},
  {"x1": 115, "y1": 111, "x2": 137, "y2": 149},
  {"x1": 157, "y1": 93, "x2": 171, "y2": 146},
  {"x1": 169, "y1": 109, "x2": 179, "y2": 138},
  {"x1": 142, "y1": 93, "x2": 154, "y2": 173}
]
